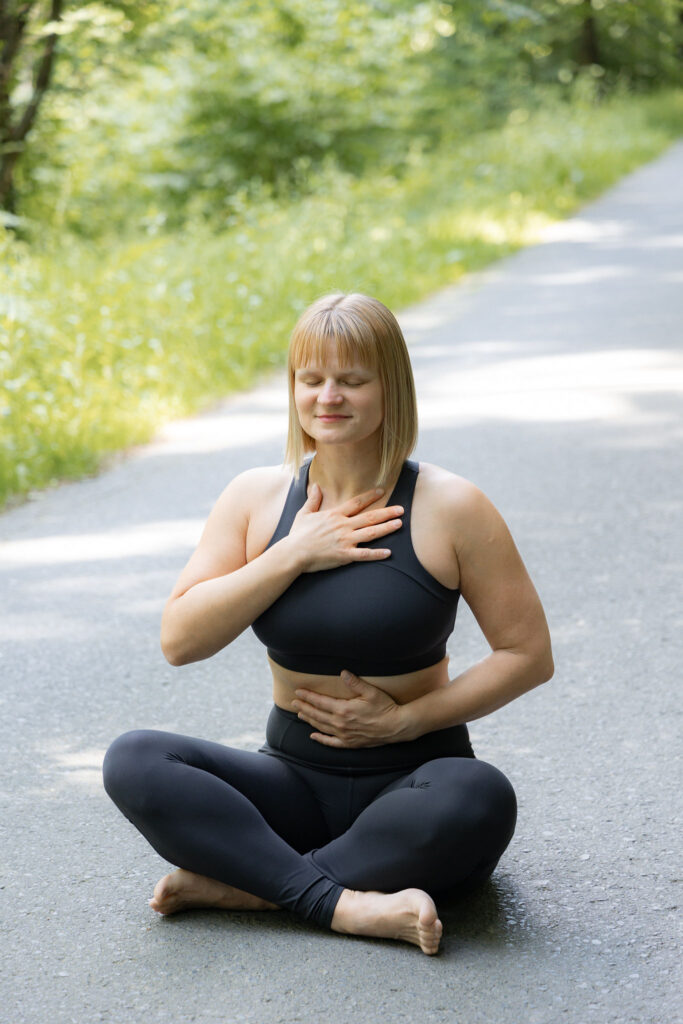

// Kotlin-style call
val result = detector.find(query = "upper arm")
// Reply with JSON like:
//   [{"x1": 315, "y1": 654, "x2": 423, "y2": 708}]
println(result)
[
  {"x1": 450, "y1": 482, "x2": 552, "y2": 665},
  {"x1": 165, "y1": 469, "x2": 262, "y2": 604}
]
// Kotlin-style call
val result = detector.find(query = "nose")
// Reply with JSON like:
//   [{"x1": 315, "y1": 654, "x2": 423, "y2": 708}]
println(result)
[{"x1": 318, "y1": 378, "x2": 343, "y2": 404}]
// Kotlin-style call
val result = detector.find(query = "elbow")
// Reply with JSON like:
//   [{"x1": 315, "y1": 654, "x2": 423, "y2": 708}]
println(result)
[
  {"x1": 536, "y1": 643, "x2": 554, "y2": 685},
  {"x1": 160, "y1": 633, "x2": 189, "y2": 667},
  {"x1": 159, "y1": 614, "x2": 192, "y2": 663},
  {"x1": 160, "y1": 606, "x2": 193, "y2": 666}
]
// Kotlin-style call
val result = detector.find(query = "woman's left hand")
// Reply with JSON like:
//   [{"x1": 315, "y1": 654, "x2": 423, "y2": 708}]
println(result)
[{"x1": 291, "y1": 671, "x2": 406, "y2": 748}]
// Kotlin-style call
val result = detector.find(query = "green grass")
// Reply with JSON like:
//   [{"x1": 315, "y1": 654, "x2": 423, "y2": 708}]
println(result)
[{"x1": 2, "y1": 87, "x2": 682, "y2": 508}]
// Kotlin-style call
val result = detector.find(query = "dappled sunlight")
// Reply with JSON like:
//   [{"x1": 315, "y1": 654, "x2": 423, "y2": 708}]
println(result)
[
  {"x1": 38, "y1": 742, "x2": 107, "y2": 793},
  {"x1": 51, "y1": 745, "x2": 106, "y2": 789},
  {"x1": 637, "y1": 233, "x2": 683, "y2": 250},
  {"x1": 522, "y1": 264, "x2": 634, "y2": 286},
  {"x1": 541, "y1": 217, "x2": 630, "y2": 244},
  {"x1": 418, "y1": 347, "x2": 683, "y2": 426},
  {"x1": 0, "y1": 518, "x2": 203, "y2": 566},
  {"x1": 138, "y1": 381, "x2": 289, "y2": 458}
]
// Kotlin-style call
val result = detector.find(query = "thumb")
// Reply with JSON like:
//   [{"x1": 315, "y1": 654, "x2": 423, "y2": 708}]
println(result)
[
  {"x1": 304, "y1": 481, "x2": 323, "y2": 511},
  {"x1": 341, "y1": 669, "x2": 368, "y2": 693}
]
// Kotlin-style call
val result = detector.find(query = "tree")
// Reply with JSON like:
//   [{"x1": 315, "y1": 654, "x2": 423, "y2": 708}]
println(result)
[
  {"x1": 0, "y1": 0, "x2": 64, "y2": 213},
  {"x1": 1, "y1": 1, "x2": 162, "y2": 217}
]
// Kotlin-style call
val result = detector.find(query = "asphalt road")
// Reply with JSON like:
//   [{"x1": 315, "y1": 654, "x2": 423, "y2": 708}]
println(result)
[{"x1": 2, "y1": 144, "x2": 682, "y2": 1024}]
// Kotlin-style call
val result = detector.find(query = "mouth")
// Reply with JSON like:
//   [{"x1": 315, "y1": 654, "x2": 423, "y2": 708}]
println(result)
[{"x1": 316, "y1": 415, "x2": 350, "y2": 421}]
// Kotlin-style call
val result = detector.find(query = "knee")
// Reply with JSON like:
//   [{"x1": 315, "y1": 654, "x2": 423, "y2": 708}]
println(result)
[
  {"x1": 431, "y1": 758, "x2": 517, "y2": 845},
  {"x1": 461, "y1": 759, "x2": 517, "y2": 846},
  {"x1": 102, "y1": 729, "x2": 161, "y2": 810}
]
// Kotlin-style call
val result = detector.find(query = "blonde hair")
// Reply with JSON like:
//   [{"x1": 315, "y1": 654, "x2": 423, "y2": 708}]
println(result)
[{"x1": 284, "y1": 293, "x2": 418, "y2": 485}]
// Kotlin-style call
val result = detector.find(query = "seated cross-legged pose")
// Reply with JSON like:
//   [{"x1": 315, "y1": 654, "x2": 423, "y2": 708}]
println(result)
[{"x1": 103, "y1": 292, "x2": 554, "y2": 955}]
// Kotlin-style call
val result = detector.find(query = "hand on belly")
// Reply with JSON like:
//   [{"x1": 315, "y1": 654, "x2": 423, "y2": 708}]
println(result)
[{"x1": 290, "y1": 670, "x2": 407, "y2": 748}]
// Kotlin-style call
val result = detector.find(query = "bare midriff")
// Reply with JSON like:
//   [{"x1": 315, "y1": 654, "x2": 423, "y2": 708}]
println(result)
[{"x1": 271, "y1": 654, "x2": 451, "y2": 712}]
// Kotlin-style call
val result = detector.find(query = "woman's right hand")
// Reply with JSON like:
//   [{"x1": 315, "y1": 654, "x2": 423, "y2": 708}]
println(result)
[{"x1": 288, "y1": 484, "x2": 403, "y2": 572}]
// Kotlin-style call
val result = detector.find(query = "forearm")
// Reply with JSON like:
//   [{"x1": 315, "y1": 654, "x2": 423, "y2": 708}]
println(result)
[
  {"x1": 397, "y1": 647, "x2": 554, "y2": 741},
  {"x1": 161, "y1": 537, "x2": 302, "y2": 665}
]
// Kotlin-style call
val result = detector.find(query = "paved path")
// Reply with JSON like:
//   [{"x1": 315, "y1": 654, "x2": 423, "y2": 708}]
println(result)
[{"x1": 2, "y1": 144, "x2": 682, "y2": 1024}]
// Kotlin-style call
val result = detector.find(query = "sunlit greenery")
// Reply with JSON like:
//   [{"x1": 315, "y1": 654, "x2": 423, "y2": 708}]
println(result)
[
  {"x1": 1, "y1": 1, "x2": 681, "y2": 506},
  {"x1": 3, "y1": 87, "x2": 681, "y2": 506}
]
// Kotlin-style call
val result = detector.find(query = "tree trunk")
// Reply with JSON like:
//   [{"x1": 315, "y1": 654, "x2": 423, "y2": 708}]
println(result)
[
  {"x1": 0, "y1": 0, "x2": 63, "y2": 213},
  {"x1": 579, "y1": 0, "x2": 601, "y2": 67}
]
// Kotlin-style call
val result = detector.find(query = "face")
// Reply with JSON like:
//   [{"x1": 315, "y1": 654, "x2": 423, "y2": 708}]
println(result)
[{"x1": 293, "y1": 341, "x2": 384, "y2": 448}]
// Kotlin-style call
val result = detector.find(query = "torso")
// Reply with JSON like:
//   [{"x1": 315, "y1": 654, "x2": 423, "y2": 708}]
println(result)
[{"x1": 245, "y1": 461, "x2": 465, "y2": 710}]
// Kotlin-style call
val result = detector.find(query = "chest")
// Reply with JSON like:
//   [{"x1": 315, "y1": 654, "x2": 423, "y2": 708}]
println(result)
[{"x1": 246, "y1": 475, "x2": 460, "y2": 591}]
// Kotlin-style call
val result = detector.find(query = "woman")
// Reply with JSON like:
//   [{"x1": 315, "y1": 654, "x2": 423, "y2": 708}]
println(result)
[{"x1": 103, "y1": 292, "x2": 553, "y2": 955}]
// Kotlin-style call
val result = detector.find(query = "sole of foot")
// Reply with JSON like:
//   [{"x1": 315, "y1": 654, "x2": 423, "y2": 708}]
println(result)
[{"x1": 331, "y1": 887, "x2": 442, "y2": 955}]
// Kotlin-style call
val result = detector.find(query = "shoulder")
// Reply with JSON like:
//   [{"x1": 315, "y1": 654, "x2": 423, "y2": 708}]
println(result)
[
  {"x1": 415, "y1": 461, "x2": 491, "y2": 514},
  {"x1": 415, "y1": 461, "x2": 508, "y2": 550},
  {"x1": 212, "y1": 464, "x2": 293, "y2": 522}
]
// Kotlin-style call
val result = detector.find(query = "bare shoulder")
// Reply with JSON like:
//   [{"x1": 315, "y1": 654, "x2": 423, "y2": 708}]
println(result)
[
  {"x1": 416, "y1": 461, "x2": 508, "y2": 550},
  {"x1": 416, "y1": 461, "x2": 493, "y2": 514},
  {"x1": 212, "y1": 464, "x2": 292, "y2": 523},
  {"x1": 166, "y1": 465, "x2": 292, "y2": 600}
]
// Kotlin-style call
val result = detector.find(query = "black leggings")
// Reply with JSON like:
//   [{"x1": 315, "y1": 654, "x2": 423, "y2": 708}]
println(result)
[{"x1": 103, "y1": 706, "x2": 517, "y2": 928}]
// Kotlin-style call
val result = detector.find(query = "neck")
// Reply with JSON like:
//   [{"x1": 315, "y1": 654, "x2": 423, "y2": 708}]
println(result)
[{"x1": 308, "y1": 438, "x2": 384, "y2": 504}]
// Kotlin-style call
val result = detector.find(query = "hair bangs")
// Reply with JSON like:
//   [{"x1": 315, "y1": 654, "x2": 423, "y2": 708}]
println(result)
[{"x1": 289, "y1": 307, "x2": 380, "y2": 373}]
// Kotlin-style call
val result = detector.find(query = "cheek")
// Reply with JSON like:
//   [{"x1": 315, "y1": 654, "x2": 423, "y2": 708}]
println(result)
[
  {"x1": 365, "y1": 386, "x2": 384, "y2": 420},
  {"x1": 293, "y1": 386, "x2": 312, "y2": 413}
]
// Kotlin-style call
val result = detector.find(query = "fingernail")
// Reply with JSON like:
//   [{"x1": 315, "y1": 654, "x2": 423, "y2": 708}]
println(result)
[
  {"x1": 341, "y1": 670, "x2": 351, "y2": 681},
  {"x1": 375, "y1": 487, "x2": 384, "y2": 494}
]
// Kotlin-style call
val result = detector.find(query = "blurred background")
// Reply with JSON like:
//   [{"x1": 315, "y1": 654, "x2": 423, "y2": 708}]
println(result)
[{"x1": 1, "y1": 0, "x2": 682, "y2": 508}]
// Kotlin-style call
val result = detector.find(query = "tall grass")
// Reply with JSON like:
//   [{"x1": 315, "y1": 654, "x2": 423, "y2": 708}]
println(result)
[{"x1": 1, "y1": 88, "x2": 682, "y2": 507}]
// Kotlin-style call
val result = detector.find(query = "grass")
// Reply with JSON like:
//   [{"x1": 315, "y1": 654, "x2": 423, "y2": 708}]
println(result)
[{"x1": 1, "y1": 87, "x2": 682, "y2": 508}]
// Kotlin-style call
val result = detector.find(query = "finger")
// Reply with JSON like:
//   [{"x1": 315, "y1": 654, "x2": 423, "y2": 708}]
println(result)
[
  {"x1": 338, "y1": 487, "x2": 386, "y2": 517},
  {"x1": 352, "y1": 519, "x2": 402, "y2": 545},
  {"x1": 293, "y1": 689, "x2": 346, "y2": 713},
  {"x1": 352, "y1": 505, "x2": 404, "y2": 527},
  {"x1": 348, "y1": 545, "x2": 393, "y2": 561},
  {"x1": 303, "y1": 481, "x2": 323, "y2": 510},
  {"x1": 341, "y1": 670, "x2": 372, "y2": 694},
  {"x1": 309, "y1": 732, "x2": 348, "y2": 748},
  {"x1": 294, "y1": 704, "x2": 337, "y2": 731}
]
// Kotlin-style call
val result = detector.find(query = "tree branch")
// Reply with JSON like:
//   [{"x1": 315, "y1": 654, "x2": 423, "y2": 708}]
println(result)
[{"x1": 10, "y1": 0, "x2": 63, "y2": 143}]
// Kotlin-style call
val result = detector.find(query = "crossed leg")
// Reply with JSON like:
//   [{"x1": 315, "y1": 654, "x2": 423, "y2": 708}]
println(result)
[{"x1": 103, "y1": 730, "x2": 516, "y2": 954}]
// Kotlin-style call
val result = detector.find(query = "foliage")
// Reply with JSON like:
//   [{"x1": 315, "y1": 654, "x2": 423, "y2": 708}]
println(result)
[
  {"x1": 2, "y1": 87, "x2": 681, "y2": 507},
  {"x1": 0, "y1": 1, "x2": 163, "y2": 213},
  {"x1": 9, "y1": 0, "x2": 683, "y2": 234}
]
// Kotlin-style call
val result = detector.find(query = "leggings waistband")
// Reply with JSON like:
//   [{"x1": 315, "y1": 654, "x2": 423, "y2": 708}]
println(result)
[{"x1": 260, "y1": 705, "x2": 474, "y2": 776}]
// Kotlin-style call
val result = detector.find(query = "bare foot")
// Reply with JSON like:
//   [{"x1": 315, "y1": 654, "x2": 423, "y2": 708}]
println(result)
[
  {"x1": 149, "y1": 868, "x2": 280, "y2": 916},
  {"x1": 331, "y1": 887, "x2": 442, "y2": 955}
]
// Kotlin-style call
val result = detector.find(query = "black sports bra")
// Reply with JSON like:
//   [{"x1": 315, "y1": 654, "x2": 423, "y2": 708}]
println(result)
[{"x1": 251, "y1": 459, "x2": 460, "y2": 677}]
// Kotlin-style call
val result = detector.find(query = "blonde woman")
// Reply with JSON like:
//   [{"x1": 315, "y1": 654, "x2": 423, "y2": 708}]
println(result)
[{"x1": 104, "y1": 293, "x2": 553, "y2": 955}]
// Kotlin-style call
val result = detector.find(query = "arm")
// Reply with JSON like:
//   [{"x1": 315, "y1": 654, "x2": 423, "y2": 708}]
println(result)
[
  {"x1": 293, "y1": 482, "x2": 553, "y2": 746},
  {"x1": 395, "y1": 484, "x2": 554, "y2": 740},
  {"x1": 160, "y1": 469, "x2": 300, "y2": 666},
  {"x1": 161, "y1": 471, "x2": 405, "y2": 666}
]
